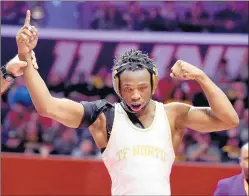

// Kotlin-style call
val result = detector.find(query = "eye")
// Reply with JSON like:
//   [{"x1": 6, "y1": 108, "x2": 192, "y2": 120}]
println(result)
[
  {"x1": 124, "y1": 87, "x2": 132, "y2": 92},
  {"x1": 139, "y1": 86, "x2": 147, "y2": 91}
]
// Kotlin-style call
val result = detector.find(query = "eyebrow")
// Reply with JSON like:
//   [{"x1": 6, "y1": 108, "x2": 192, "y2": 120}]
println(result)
[{"x1": 123, "y1": 83, "x2": 149, "y2": 87}]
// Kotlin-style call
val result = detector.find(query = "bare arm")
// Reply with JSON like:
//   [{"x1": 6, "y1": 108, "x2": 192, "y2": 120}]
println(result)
[
  {"x1": 182, "y1": 73, "x2": 239, "y2": 132},
  {"x1": 23, "y1": 53, "x2": 84, "y2": 128},
  {"x1": 170, "y1": 60, "x2": 239, "y2": 132},
  {"x1": 17, "y1": 11, "x2": 85, "y2": 128}
]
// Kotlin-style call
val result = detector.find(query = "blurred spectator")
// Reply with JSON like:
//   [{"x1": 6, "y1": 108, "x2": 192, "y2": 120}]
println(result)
[
  {"x1": 2, "y1": 2, "x2": 247, "y2": 33},
  {"x1": 72, "y1": 138, "x2": 98, "y2": 159},
  {"x1": 90, "y1": 4, "x2": 125, "y2": 30},
  {"x1": 159, "y1": 2, "x2": 179, "y2": 31},
  {"x1": 2, "y1": 102, "x2": 31, "y2": 132},
  {"x1": 2, "y1": 130, "x2": 25, "y2": 153},
  {"x1": 165, "y1": 84, "x2": 192, "y2": 105},
  {"x1": 34, "y1": 133, "x2": 58, "y2": 157},
  {"x1": 185, "y1": 2, "x2": 209, "y2": 22},
  {"x1": 1, "y1": 1, "x2": 27, "y2": 25},
  {"x1": 54, "y1": 127, "x2": 78, "y2": 155},
  {"x1": 214, "y1": 2, "x2": 243, "y2": 33},
  {"x1": 233, "y1": 99, "x2": 245, "y2": 119},
  {"x1": 222, "y1": 136, "x2": 241, "y2": 164},
  {"x1": 7, "y1": 77, "x2": 33, "y2": 109},
  {"x1": 174, "y1": 130, "x2": 193, "y2": 162},
  {"x1": 183, "y1": 2, "x2": 210, "y2": 32},
  {"x1": 186, "y1": 132, "x2": 221, "y2": 162},
  {"x1": 122, "y1": 2, "x2": 145, "y2": 31},
  {"x1": 23, "y1": 119, "x2": 42, "y2": 154},
  {"x1": 156, "y1": 67, "x2": 179, "y2": 102},
  {"x1": 142, "y1": 7, "x2": 166, "y2": 31}
]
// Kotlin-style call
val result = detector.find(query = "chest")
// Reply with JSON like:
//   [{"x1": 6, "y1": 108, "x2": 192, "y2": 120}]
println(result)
[
  {"x1": 136, "y1": 113, "x2": 155, "y2": 129},
  {"x1": 111, "y1": 110, "x2": 172, "y2": 155}
]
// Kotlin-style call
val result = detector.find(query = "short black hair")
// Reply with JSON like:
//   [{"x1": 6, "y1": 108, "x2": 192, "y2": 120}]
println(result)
[{"x1": 113, "y1": 49, "x2": 156, "y2": 71}]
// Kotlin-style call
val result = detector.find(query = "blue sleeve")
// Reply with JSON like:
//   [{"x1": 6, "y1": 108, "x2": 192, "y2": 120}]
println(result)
[{"x1": 214, "y1": 180, "x2": 227, "y2": 196}]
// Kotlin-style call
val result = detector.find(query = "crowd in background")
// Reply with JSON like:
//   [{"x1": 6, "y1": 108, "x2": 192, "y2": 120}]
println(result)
[
  {"x1": 1, "y1": 1, "x2": 248, "y2": 163},
  {"x1": 1, "y1": 51, "x2": 248, "y2": 163},
  {"x1": 1, "y1": 1, "x2": 248, "y2": 33}
]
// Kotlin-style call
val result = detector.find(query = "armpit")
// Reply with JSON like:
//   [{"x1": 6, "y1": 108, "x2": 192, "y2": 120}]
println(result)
[{"x1": 78, "y1": 99, "x2": 114, "y2": 129}]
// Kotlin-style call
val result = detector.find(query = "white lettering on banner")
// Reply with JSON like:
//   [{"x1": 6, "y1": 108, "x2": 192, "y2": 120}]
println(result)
[
  {"x1": 151, "y1": 45, "x2": 175, "y2": 78},
  {"x1": 202, "y1": 46, "x2": 224, "y2": 77},
  {"x1": 49, "y1": 42, "x2": 247, "y2": 81},
  {"x1": 175, "y1": 45, "x2": 224, "y2": 77},
  {"x1": 49, "y1": 41, "x2": 78, "y2": 80},
  {"x1": 175, "y1": 45, "x2": 203, "y2": 69},
  {"x1": 71, "y1": 42, "x2": 103, "y2": 82},
  {"x1": 151, "y1": 44, "x2": 247, "y2": 79},
  {"x1": 224, "y1": 47, "x2": 247, "y2": 78}
]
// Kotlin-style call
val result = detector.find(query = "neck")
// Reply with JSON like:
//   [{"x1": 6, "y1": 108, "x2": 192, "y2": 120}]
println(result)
[{"x1": 135, "y1": 100, "x2": 155, "y2": 118}]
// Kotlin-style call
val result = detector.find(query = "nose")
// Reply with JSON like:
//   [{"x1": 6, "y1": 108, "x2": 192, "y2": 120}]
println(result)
[{"x1": 131, "y1": 90, "x2": 141, "y2": 101}]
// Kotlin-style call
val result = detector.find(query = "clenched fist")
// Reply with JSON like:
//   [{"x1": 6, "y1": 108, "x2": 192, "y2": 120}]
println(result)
[
  {"x1": 16, "y1": 10, "x2": 38, "y2": 58},
  {"x1": 170, "y1": 60, "x2": 204, "y2": 80}
]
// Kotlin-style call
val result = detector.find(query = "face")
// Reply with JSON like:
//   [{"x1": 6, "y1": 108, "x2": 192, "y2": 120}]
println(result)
[
  {"x1": 240, "y1": 147, "x2": 249, "y2": 179},
  {"x1": 119, "y1": 69, "x2": 152, "y2": 113}
]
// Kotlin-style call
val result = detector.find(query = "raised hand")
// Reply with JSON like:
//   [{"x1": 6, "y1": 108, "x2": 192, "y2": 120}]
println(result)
[
  {"x1": 170, "y1": 60, "x2": 204, "y2": 80},
  {"x1": 6, "y1": 51, "x2": 38, "y2": 77},
  {"x1": 16, "y1": 10, "x2": 38, "y2": 58}
]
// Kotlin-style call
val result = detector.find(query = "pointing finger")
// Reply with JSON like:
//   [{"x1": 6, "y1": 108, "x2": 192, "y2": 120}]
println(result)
[{"x1": 24, "y1": 10, "x2": 31, "y2": 25}]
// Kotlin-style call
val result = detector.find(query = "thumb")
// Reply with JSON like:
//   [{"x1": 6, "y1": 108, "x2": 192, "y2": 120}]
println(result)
[{"x1": 19, "y1": 61, "x2": 28, "y2": 67}]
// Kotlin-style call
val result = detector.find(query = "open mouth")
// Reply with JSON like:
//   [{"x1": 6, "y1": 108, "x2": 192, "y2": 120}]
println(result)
[{"x1": 130, "y1": 104, "x2": 142, "y2": 111}]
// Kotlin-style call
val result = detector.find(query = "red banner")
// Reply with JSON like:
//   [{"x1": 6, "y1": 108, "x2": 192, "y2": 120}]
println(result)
[{"x1": 2, "y1": 154, "x2": 240, "y2": 196}]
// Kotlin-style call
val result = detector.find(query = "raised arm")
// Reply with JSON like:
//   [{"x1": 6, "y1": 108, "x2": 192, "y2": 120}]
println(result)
[
  {"x1": 170, "y1": 60, "x2": 239, "y2": 132},
  {"x1": 17, "y1": 11, "x2": 84, "y2": 128}
]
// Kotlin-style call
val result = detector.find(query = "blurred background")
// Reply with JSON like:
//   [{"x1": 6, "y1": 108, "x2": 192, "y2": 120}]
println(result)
[{"x1": 1, "y1": 1, "x2": 248, "y2": 164}]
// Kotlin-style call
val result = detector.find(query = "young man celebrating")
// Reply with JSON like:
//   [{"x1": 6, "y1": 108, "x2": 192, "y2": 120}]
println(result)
[{"x1": 18, "y1": 10, "x2": 239, "y2": 195}]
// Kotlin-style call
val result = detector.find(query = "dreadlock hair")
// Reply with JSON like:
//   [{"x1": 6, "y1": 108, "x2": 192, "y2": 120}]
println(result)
[{"x1": 113, "y1": 49, "x2": 156, "y2": 72}]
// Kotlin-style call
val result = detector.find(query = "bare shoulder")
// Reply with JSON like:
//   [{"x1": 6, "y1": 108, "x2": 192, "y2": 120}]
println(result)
[
  {"x1": 163, "y1": 102, "x2": 192, "y2": 129},
  {"x1": 164, "y1": 102, "x2": 192, "y2": 117}
]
